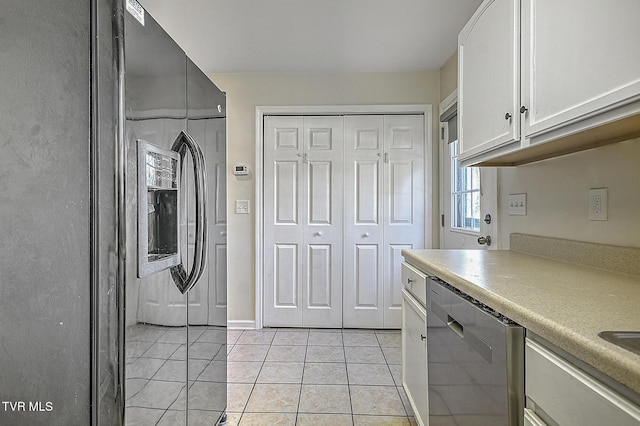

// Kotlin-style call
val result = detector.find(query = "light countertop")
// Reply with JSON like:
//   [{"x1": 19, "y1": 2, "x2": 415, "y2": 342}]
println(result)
[{"x1": 402, "y1": 249, "x2": 640, "y2": 394}]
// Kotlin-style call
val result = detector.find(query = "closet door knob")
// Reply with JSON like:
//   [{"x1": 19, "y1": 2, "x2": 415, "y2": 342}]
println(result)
[
  {"x1": 520, "y1": 106, "x2": 528, "y2": 114},
  {"x1": 363, "y1": 232, "x2": 370, "y2": 238},
  {"x1": 505, "y1": 112, "x2": 512, "y2": 120},
  {"x1": 314, "y1": 231, "x2": 323, "y2": 237}
]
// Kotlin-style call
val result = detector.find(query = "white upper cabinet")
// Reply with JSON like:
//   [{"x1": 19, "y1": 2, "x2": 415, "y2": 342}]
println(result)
[
  {"x1": 459, "y1": 0, "x2": 640, "y2": 166},
  {"x1": 458, "y1": 0, "x2": 520, "y2": 161},
  {"x1": 522, "y1": 0, "x2": 640, "y2": 136}
]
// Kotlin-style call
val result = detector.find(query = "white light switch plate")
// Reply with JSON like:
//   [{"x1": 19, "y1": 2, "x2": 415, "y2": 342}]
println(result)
[
  {"x1": 235, "y1": 200, "x2": 250, "y2": 214},
  {"x1": 589, "y1": 188, "x2": 607, "y2": 221},
  {"x1": 508, "y1": 193, "x2": 527, "y2": 216}
]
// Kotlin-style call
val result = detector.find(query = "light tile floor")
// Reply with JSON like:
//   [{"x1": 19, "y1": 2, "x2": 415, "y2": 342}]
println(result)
[{"x1": 226, "y1": 328, "x2": 416, "y2": 426}]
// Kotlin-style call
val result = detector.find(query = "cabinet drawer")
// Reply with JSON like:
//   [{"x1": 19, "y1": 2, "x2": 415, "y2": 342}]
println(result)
[
  {"x1": 525, "y1": 338, "x2": 640, "y2": 426},
  {"x1": 401, "y1": 262, "x2": 427, "y2": 306}
]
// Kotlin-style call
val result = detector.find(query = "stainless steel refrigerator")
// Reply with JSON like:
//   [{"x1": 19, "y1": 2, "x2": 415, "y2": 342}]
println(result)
[{"x1": 0, "y1": 0, "x2": 227, "y2": 424}]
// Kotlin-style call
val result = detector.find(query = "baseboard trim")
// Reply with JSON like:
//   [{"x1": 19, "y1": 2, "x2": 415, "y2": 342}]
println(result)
[{"x1": 227, "y1": 320, "x2": 257, "y2": 330}]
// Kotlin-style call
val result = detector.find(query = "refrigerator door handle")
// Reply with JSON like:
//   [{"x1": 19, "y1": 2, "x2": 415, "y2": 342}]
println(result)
[{"x1": 170, "y1": 130, "x2": 208, "y2": 294}]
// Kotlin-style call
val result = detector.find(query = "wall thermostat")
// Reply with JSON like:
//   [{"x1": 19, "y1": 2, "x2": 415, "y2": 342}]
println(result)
[{"x1": 233, "y1": 164, "x2": 249, "y2": 176}]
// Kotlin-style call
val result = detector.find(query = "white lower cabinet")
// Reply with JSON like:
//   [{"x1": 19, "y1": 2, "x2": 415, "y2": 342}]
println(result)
[
  {"x1": 402, "y1": 288, "x2": 428, "y2": 425},
  {"x1": 525, "y1": 338, "x2": 640, "y2": 426}
]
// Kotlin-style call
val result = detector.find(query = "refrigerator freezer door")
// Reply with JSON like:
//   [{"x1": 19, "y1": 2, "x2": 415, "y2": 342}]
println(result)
[
  {"x1": 123, "y1": 6, "x2": 190, "y2": 425},
  {"x1": 122, "y1": 5, "x2": 227, "y2": 425}
]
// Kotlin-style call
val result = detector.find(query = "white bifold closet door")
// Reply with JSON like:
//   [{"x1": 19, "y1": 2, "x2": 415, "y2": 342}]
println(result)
[
  {"x1": 263, "y1": 116, "x2": 344, "y2": 327},
  {"x1": 263, "y1": 114, "x2": 424, "y2": 329},
  {"x1": 343, "y1": 115, "x2": 424, "y2": 328}
]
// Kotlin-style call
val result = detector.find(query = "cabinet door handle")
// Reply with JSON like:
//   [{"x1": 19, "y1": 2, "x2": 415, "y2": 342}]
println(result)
[
  {"x1": 407, "y1": 278, "x2": 415, "y2": 284},
  {"x1": 505, "y1": 112, "x2": 512, "y2": 120},
  {"x1": 520, "y1": 105, "x2": 528, "y2": 114},
  {"x1": 420, "y1": 334, "x2": 426, "y2": 341}
]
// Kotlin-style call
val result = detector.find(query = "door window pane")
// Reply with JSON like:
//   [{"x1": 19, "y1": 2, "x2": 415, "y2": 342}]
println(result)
[{"x1": 450, "y1": 140, "x2": 480, "y2": 232}]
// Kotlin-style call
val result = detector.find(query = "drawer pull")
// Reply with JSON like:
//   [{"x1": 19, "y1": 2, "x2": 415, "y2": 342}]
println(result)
[{"x1": 407, "y1": 278, "x2": 415, "y2": 284}]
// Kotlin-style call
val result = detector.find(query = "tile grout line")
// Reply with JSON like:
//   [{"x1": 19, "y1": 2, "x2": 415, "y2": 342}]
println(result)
[
  {"x1": 236, "y1": 329, "x2": 270, "y2": 424},
  {"x1": 376, "y1": 330, "x2": 411, "y2": 421},
  {"x1": 342, "y1": 329, "x2": 356, "y2": 426},
  {"x1": 293, "y1": 328, "x2": 309, "y2": 424}
]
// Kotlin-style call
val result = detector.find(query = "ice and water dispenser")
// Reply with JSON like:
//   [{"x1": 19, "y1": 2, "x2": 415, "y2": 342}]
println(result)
[{"x1": 137, "y1": 140, "x2": 181, "y2": 277}]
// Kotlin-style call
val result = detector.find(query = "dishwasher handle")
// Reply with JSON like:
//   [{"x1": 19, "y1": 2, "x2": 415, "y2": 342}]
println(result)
[
  {"x1": 431, "y1": 296, "x2": 465, "y2": 339},
  {"x1": 430, "y1": 297, "x2": 493, "y2": 364},
  {"x1": 447, "y1": 316, "x2": 464, "y2": 339}
]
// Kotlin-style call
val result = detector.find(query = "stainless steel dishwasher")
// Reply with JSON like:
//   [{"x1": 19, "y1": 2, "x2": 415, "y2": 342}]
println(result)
[{"x1": 427, "y1": 277, "x2": 524, "y2": 426}]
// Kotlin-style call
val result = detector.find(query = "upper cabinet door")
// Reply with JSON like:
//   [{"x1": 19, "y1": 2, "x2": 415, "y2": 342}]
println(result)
[
  {"x1": 458, "y1": 0, "x2": 521, "y2": 161},
  {"x1": 522, "y1": 0, "x2": 640, "y2": 137}
]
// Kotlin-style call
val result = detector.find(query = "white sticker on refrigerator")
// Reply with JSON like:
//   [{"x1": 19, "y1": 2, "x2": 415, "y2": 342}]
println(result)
[{"x1": 126, "y1": 0, "x2": 145, "y2": 26}]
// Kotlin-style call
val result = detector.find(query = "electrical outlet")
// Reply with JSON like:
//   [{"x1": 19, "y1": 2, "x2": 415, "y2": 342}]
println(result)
[
  {"x1": 508, "y1": 193, "x2": 527, "y2": 216},
  {"x1": 589, "y1": 188, "x2": 607, "y2": 221}
]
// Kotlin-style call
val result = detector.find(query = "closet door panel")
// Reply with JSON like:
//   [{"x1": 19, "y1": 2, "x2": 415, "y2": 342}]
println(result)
[
  {"x1": 355, "y1": 161, "x2": 380, "y2": 223},
  {"x1": 344, "y1": 116, "x2": 384, "y2": 328},
  {"x1": 353, "y1": 244, "x2": 380, "y2": 307},
  {"x1": 274, "y1": 161, "x2": 300, "y2": 224},
  {"x1": 307, "y1": 161, "x2": 332, "y2": 225},
  {"x1": 307, "y1": 244, "x2": 332, "y2": 308},
  {"x1": 274, "y1": 243, "x2": 299, "y2": 307},
  {"x1": 383, "y1": 115, "x2": 425, "y2": 328},
  {"x1": 264, "y1": 116, "x2": 304, "y2": 327},
  {"x1": 302, "y1": 116, "x2": 343, "y2": 327}
]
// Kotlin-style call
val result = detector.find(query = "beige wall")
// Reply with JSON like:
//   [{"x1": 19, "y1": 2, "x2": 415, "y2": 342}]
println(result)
[
  {"x1": 208, "y1": 71, "x2": 441, "y2": 323},
  {"x1": 439, "y1": 51, "x2": 458, "y2": 101},
  {"x1": 498, "y1": 138, "x2": 640, "y2": 248}
]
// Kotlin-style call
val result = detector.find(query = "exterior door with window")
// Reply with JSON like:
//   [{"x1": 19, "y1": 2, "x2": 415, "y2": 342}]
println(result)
[{"x1": 440, "y1": 97, "x2": 497, "y2": 249}]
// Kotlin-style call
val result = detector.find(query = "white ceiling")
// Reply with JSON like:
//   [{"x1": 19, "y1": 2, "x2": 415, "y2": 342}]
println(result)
[{"x1": 138, "y1": 0, "x2": 483, "y2": 74}]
